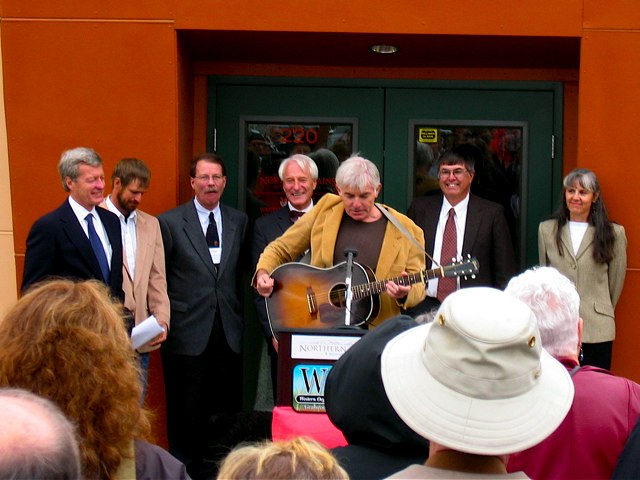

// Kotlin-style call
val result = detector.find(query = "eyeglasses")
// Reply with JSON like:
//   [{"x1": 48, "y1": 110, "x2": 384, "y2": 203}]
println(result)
[
  {"x1": 195, "y1": 174, "x2": 225, "y2": 183},
  {"x1": 438, "y1": 168, "x2": 468, "y2": 179}
]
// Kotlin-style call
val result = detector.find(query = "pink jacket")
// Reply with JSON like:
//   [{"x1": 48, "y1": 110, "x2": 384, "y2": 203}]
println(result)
[{"x1": 507, "y1": 358, "x2": 640, "y2": 479}]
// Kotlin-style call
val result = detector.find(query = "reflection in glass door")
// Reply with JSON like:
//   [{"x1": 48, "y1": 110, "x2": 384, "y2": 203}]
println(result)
[
  {"x1": 411, "y1": 121, "x2": 526, "y2": 252},
  {"x1": 242, "y1": 117, "x2": 356, "y2": 221}
]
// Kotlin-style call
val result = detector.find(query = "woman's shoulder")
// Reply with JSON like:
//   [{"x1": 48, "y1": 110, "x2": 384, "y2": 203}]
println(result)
[
  {"x1": 611, "y1": 222, "x2": 627, "y2": 243},
  {"x1": 611, "y1": 222, "x2": 625, "y2": 233},
  {"x1": 538, "y1": 218, "x2": 558, "y2": 231},
  {"x1": 135, "y1": 439, "x2": 190, "y2": 480}
]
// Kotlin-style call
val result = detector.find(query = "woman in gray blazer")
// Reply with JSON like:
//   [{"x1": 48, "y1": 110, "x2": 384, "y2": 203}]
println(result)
[{"x1": 539, "y1": 168, "x2": 627, "y2": 370}]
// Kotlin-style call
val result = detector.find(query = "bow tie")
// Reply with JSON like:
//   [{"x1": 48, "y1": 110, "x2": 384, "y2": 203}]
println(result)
[{"x1": 289, "y1": 210, "x2": 305, "y2": 222}]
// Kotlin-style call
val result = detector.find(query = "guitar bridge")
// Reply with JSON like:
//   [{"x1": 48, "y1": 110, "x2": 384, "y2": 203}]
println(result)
[{"x1": 306, "y1": 287, "x2": 318, "y2": 319}]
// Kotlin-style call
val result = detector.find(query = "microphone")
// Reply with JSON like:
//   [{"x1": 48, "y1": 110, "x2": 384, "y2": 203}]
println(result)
[
  {"x1": 343, "y1": 248, "x2": 358, "y2": 326},
  {"x1": 344, "y1": 247, "x2": 358, "y2": 259}
]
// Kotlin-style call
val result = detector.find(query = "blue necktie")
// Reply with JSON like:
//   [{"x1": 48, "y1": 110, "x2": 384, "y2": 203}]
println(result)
[{"x1": 86, "y1": 213, "x2": 110, "y2": 283}]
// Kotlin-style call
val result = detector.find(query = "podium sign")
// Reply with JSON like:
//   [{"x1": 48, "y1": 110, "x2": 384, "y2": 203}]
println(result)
[{"x1": 277, "y1": 328, "x2": 365, "y2": 412}]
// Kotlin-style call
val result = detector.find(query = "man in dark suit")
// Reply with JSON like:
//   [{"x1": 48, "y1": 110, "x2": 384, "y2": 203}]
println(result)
[
  {"x1": 158, "y1": 153, "x2": 248, "y2": 479},
  {"x1": 22, "y1": 147, "x2": 124, "y2": 302},
  {"x1": 407, "y1": 144, "x2": 515, "y2": 314},
  {"x1": 251, "y1": 154, "x2": 318, "y2": 399}
]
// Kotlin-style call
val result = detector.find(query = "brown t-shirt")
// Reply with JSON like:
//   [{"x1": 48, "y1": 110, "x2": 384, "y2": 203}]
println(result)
[{"x1": 334, "y1": 213, "x2": 387, "y2": 272}]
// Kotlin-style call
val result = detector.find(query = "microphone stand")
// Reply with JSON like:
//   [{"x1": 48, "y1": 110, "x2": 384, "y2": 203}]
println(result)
[{"x1": 343, "y1": 248, "x2": 358, "y2": 326}]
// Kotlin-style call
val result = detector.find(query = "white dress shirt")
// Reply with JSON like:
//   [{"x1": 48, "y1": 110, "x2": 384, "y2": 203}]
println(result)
[
  {"x1": 194, "y1": 198, "x2": 222, "y2": 264},
  {"x1": 105, "y1": 196, "x2": 138, "y2": 280},
  {"x1": 427, "y1": 194, "x2": 470, "y2": 298},
  {"x1": 68, "y1": 196, "x2": 113, "y2": 265}
]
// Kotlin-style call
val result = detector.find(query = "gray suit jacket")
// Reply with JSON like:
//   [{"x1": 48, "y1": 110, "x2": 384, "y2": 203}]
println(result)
[
  {"x1": 159, "y1": 200, "x2": 248, "y2": 355},
  {"x1": 538, "y1": 219, "x2": 627, "y2": 343},
  {"x1": 407, "y1": 193, "x2": 516, "y2": 290}
]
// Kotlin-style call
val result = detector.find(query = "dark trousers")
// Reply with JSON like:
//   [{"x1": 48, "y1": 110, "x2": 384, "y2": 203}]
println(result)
[
  {"x1": 162, "y1": 315, "x2": 243, "y2": 479},
  {"x1": 267, "y1": 339, "x2": 278, "y2": 404},
  {"x1": 581, "y1": 341, "x2": 613, "y2": 370}
]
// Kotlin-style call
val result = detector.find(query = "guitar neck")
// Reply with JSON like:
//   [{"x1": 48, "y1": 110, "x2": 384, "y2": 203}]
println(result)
[{"x1": 352, "y1": 268, "x2": 442, "y2": 300}]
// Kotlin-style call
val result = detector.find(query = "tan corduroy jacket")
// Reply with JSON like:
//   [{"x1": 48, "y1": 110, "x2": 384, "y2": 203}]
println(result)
[
  {"x1": 538, "y1": 219, "x2": 627, "y2": 343},
  {"x1": 255, "y1": 194, "x2": 426, "y2": 326}
]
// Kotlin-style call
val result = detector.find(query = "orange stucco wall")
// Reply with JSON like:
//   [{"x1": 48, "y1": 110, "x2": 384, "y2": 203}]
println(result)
[
  {"x1": 578, "y1": 26, "x2": 640, "y2": 380},
  {"x1": 2, "y1": 0, "x2": 640, "y2": 441},
  {"x1": 3, "y1": 19, "x2": 179, "y2": 272}
]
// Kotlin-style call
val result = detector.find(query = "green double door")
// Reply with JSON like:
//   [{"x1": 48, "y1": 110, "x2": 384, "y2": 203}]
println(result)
[
  {"x1": 211, "y1": 77, "x2": 562, "y2": 408},
  {"x1": 212, "y1": 78, "x2": 562, "y2": 269}
]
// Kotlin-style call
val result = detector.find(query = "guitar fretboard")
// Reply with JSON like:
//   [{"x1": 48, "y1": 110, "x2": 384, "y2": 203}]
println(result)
[{"x1": 351, "y1": 268, "x2": 443, "y2": 300}]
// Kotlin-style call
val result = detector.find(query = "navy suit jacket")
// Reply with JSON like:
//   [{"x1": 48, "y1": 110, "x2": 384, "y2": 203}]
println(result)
[
  {"x1": 22, "y1": 199, "x2": 124, "y2": 301},
  {"x1": 407, "y1": 193, "x2": 515, "y2": 290},
  {"x1": 251, "y1": 206, "x2": 294, "y2": 339},
  {"x1": 159, "y1": 200, "x2": 248, "y2": 355}
]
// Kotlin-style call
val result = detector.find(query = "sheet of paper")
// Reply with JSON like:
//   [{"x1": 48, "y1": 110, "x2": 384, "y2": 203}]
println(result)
[{"x1": 131, "y1": 315, "x2": 165, "y2": 350}]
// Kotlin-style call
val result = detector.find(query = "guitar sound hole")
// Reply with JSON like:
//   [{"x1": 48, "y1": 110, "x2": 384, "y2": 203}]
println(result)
[{"x1": 329, "y1": 283, "x2": 346, "y2": 308}]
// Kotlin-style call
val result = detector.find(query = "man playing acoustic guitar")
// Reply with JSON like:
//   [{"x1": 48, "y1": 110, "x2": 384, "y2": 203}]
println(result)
[{"x1": 254, "y1": 155, "x2": 427, "y2": 334}]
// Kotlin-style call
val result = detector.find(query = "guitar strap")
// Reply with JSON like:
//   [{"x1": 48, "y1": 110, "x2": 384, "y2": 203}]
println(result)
[{"x1": 376, "y1": 203, "x2": 440, "y2": 267}]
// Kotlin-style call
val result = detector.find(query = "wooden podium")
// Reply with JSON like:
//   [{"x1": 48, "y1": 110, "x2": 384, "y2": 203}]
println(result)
[
  {"x1": 276, "y1": 327, "x2": 366, "y2": 411},
  {"x1": 271, "y1": 327, "x2": 366, "y2": 447}
]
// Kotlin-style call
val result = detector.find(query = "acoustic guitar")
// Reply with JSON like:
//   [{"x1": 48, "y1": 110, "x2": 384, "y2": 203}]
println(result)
[{"x1": 265, "y1": 257, "x2": 479, "y2": 337}]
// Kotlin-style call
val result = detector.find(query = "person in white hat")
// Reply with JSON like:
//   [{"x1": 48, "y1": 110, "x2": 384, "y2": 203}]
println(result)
[{"x1": 381, "y1": 287, "x2": 575, "y2": 478}]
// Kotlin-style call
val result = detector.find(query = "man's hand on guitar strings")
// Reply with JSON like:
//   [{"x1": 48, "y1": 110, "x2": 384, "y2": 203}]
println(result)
[
  {"x1": 255, "y1": 269, "x2": 275, "y2": 297},
  {"x1": 385, "y1": 272, "x2": 411, "y2": 299}
]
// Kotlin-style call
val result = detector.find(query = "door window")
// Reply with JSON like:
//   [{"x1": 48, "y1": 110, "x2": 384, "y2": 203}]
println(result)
[
  {"x1": 244, "y1": 118, "x2": 355, "y2": 216},
  {"x1": 411, "y1": 122, "x2": 525, "y2": 246}
]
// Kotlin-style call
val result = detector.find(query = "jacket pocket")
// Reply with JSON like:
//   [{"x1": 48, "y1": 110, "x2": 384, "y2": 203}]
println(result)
[
  {"x1": 594, "y1": 302, "x2": 614, "y2": 318},
  {"x1": 170, "y1": 299, "x2": 189, "y2": 313}
]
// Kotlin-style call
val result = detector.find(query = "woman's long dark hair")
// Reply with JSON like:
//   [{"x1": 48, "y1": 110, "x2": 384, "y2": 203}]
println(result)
[{"x1": 550, "y1": 168, "x2": 615, "y2": 264}]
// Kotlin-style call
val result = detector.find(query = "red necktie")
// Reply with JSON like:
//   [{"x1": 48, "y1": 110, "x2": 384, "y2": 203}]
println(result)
[
  {"x1": 437, "y1": 208, "x2": 457, "y2": 302},
  {"x1": 289, "y1": 210, "x2": 304, "y2": 223}
]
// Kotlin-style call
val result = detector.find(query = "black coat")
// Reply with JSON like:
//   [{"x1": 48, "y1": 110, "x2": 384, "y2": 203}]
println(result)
[{"x1": 22, "y1": 199, "x2": 124, "y2": 301}]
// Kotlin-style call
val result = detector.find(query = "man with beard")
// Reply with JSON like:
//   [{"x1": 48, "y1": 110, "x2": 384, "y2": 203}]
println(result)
[
  {"x1": 22, "y1": 147, "x2": 124, "y2": 301},
  {"x1": 103, "y1": 158, "x2": 170, "y2": 395},
  {"x1": 158, "y1": 153, "x2": 248, "y2": 479}
]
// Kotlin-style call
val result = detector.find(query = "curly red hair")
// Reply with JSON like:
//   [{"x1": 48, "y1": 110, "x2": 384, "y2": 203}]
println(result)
[{"x1": 0, "y1": 279, "x2": 151, "y2": 479}]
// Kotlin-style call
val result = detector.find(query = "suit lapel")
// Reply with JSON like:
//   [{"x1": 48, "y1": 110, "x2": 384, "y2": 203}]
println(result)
[
  {"x1": 131, "y1": 213, "x2": 151, "y2": 286},
  {"x1": 99, "y1": 200, "x2": 131, "y2": 279},
  {"x1": 320, "y1": 201, "x2": 344, "y2": 266},
  {"x1": 419, "y1": 195, "x2": 442, "y2": 261},
  {"x1": 60, "y1": 201, "x2": 103, "y2": 278},
  {"x1": 559, "y1": 224, "x2": 578, "y2": 261},
  {"x1": 462, "y1": 195, "x2": 481, "y2": 255},
  {"x1": 182, "y1": 202, "x2": 217, "y2": 278},
  {"x1": 218, "y1": 205, "x2": 238, "y2": 277},
  {"x1": 375, "y1": 210, "x2": 402, "y2": 278},
  {"x1": 275, "y1": 206, "x2": 292, "y2": 234},
  {"x1": 574, "y1": 224, "x2": 594, "y2": 260}
]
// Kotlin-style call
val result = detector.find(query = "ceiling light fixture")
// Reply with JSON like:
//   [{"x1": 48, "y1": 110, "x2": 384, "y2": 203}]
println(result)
[{"x1": 370, "y1": 44, "x2": 399, "y2": 54}]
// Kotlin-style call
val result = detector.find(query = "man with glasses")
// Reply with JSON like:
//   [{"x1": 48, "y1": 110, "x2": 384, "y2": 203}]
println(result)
[
  {"x1": 158, "y1": 153, "x2": 248, "y2": 480},
  {"x1": 407, "y1": 143, "x2": 515, "y2": 314}
]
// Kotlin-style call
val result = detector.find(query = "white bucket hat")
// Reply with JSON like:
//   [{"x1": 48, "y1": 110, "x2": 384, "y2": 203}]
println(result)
[{"x1": 381, "y1": 287, "x2": 574, "y2": 456}]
